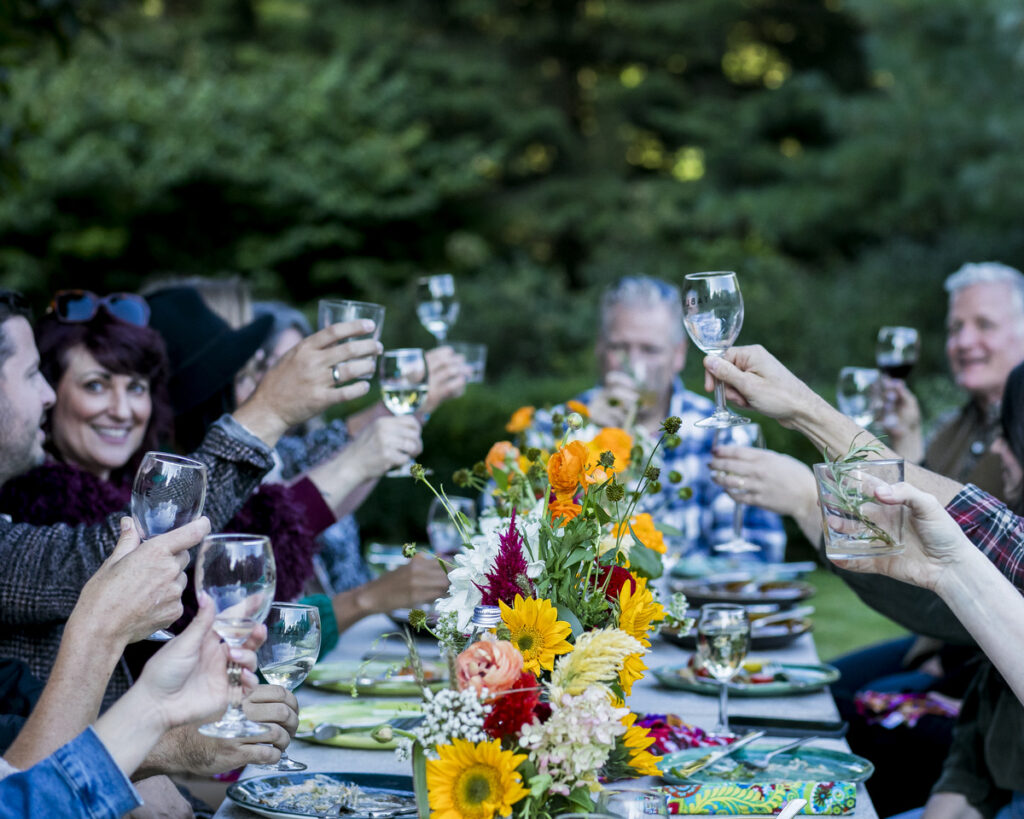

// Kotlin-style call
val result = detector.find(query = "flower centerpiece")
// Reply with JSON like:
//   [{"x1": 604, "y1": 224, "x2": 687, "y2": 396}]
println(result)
[{"x1": 399, "y1": 409, "x2": 692, "y2": 819}]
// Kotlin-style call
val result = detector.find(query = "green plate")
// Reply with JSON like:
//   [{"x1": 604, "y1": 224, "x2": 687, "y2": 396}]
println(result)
[
  {"x1": 295, "y1": 700, "x2": 423, "y2": 750},
  {"x1": 306, "y1": 659, "x2": 446, "y2": 696},
  {"x1": 653, "y1": 661, "x2": 840, "y2": 696},
  {"x1": 658, "y1": 743, "x2": 874, "y2": 784}
]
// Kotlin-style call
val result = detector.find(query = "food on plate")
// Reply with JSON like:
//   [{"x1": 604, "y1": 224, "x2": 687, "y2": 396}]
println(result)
[
  {"x1": 685, "y1": 654, "x2": 783, "y2": 685},
  {"x1": 253, "y1": 774, "x2": 361, "y2": 813}
]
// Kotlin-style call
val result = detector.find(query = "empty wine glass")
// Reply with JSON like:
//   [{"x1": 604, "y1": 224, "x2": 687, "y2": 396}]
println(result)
[
  {"x1": 449, "y1": 342, "x2": 487, "y2": 384},
  {"x1": 132, "y1": 451, "x2": 207, "y2": 640},
  {"x1": 381, "y1": 348, "x2": 429, "y2": 477},
  {"x1": 683, "y1": 271, "x2": 750, "y2": 428},
  {"x1": 256, "y1": 603, "x2": 321, "y2": 771},
  {"x1": 196, "y1": 533, "x2": 276, "y2": 739},
  {"x1": 697, "y1": 603, "x2": 750, "y2": 737},
  {"x1": 836, "y1": 366, "x2": 884, "y2": 428},
  {"x1": 876, "y1": 326, "x2": 919, "y2": 427},
  {"x1": 318, "y1": 299, "x2": 386, "y2": 382},
  {"x1": 426, "y1": 496, "x2": 477, "y2": 555},
  {"x1": 712, "y1": 423, "x2": 764, "y2": 553},
  {"x1": 416, "y1": 274, "x2": 459, "y2": 344}
]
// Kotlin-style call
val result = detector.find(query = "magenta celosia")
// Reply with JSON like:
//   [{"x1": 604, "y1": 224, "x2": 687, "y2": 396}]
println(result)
[{"x1": 477, "y1": 509, "x2": 536, "y2": 606}]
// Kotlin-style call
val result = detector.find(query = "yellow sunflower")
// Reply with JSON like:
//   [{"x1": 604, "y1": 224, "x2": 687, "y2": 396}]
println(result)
[
  {"x1": 618, "y1": 651, "x2": 647, "y2": 696},
  {"x1": 499, "y1": 595, "x2": 574, "y2": 674},
  {"x1": 617, "y1": 575, "x2": 665, "y2": 648},
  {"x1": 427, "y1": 738, "x2": 529, "y2": 819},
  {"x1": 620, "y1": 712, "x2": 663, "y2": 776}
]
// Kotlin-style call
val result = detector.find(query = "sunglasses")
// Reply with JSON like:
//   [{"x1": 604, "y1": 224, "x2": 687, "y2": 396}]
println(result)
[{"x1": 49, "y1": 290, "x2": 150, "y2": 327}]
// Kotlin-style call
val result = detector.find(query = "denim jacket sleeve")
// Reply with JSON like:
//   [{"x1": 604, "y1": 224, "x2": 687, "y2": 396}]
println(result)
[{"x1": 0, "y1": 726, "x2": 141, "y2": 818}]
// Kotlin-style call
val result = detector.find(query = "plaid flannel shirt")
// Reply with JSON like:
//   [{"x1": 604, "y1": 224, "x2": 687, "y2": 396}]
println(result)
[{"x1": 947, "y1": 483, "x2": 1024, "y2": 590}]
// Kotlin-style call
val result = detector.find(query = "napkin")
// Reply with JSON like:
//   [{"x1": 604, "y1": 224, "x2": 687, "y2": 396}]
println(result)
[{"x1": 662, "y1": 781, "x2": 857, "y2": 815}]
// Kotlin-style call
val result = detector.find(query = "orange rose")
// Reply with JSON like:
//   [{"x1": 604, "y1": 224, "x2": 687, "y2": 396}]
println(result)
[
  {"x1": 506, "y1": 406, "x2": 535, "y2": 433},
  {"x1": 547, "y1": 441, "x2": 590, "y2": 497},
  {"x1": 587, "y1": 427, "x2": 633, "y2": 475},
  {"x1": 485, "y1": 441, "x2": 520, "y2": 476},
  {"x1": 566, "y1": 399, "x2": 590, "y2": 419},
  {"x1": 549, "y1": 497, "x2": 582, "y2": 528},
  {"x1": 614, "y1": 512, "x2": 667, "y2": 554},
  {"x1": 455, "y1": 639, "x2": 524, "y2": 695}
]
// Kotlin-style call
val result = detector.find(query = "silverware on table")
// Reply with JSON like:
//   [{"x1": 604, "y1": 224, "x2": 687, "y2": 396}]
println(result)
[
  {"x1": 740, "y1": 735, "x2": 819, "y2": 770},
  {"x1": 668, "y1": 730, "x2": 766, "y2": 778},
  {"x1": 301, "y1": 715, "x2": 425, "y2": 741}
]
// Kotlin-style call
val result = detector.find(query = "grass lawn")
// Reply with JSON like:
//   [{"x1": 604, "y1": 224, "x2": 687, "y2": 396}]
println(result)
[{"x1": 807, "y1": 567, "x2": 909, "y2": 662}]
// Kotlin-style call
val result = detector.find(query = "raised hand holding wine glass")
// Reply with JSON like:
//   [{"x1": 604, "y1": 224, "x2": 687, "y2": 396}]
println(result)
[
  {"x1": 696, "y1": 603, "x2": 750, "y2": 737},
  {"x1": 683, "y1": 271, "x2": 750, "y2": 427},
  {"x1": 195, "y1": 533, "x2": 276, "y2": 738},
  {"x1": 380, "y1": 348, "x2": 428, "y2": 477},
  {"x1": 256, "y1": 603, "x2": 321, "y2": 770},
  {"x1": 132, "y1": 451, "x2": 208, "y2": 640},
  {"x1": 876, "y1": 326, "x2": 919, "y2": 428},
  {"x1": 416, "y1": 274, "x2": 459, "y2": 345}
]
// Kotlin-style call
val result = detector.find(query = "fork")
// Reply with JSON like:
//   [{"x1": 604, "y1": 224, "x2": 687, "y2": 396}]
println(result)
[
  {"x1": 741, "y1": 735, "x2": 819, "y2": 770},
  {"x1": 312, "y1": 715, "x2": 424, "y2": 741}
]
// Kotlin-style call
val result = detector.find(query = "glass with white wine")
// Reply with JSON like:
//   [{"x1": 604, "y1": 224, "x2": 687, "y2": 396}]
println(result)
[
  {"x1": 696, "y1": 603, "x2": 750, "y2": 737},
  {"x1": 416, "y1": 274, "x2": 459, "y2": 345},
  {"x1": 256, "y1": 603, "x2": 322, "y2": 771},
  {"x1": 682, "y1": 271, "x2": 749, "y2": 428},
  {"x1": 380, "y1": 348, "x2": 428, "y2": 477}
]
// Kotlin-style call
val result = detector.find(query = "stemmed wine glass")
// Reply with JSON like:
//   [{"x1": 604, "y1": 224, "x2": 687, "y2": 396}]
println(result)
[
  {"x1": 131, "y1": 451, "x2": 208, "y2": 641},
  {"x1": 380, "y1": 348, "x2": 429, "y2": 477},
  {"x1": 416, "y1": 274, "x2": 459, "y2": 345},
  {"x1": 256, "y1": 603, "x2": 321, "y2": 771},
  {"x1": 875, "y1": 326, "x2": 919, "y2": 428},
  {"x1": 836, "y1": 366, "x2": 884, "y2": 429},
  {"x1": 196, "y1": 533, "x2": 276, "y2": 738},
  {"x1": 696, "y1": 603, "x2": 750, "y2": 737},
  {"x1": 682, "y1": 271, "x2": 750, "y2": 428},
  {"x1": 712, "y1": 423, "x2": 764, "y2": 553},
  {"x1": 426, "y1": 496, "x2": 477, "y2": 556}
]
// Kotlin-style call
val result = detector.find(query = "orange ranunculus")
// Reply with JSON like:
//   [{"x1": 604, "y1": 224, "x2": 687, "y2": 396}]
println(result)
[
  {"x1": 566, "y1": 399, "x2": 590, "y2": 419},
  {"x1": 614, "y1": 512, "x2": 667, "y2": 554},
  {"x1": 485, "y1": 441, "x2": 521, "y2": 476},
  {"x1": 506, "y1": 406, "x2": 535, "y2": 433},
  {"x1": 455, "y1": 638, "x2": 524, "y2": 695},
  {"x1": 549, "y1": 497, "x2": 582, "y2": 528},
  {"x1": 547, "y1": 440, "x2": 590, "y2": 497},
  {"x1": 587, "y1": 427, "x2": 633, "y2": 475}
]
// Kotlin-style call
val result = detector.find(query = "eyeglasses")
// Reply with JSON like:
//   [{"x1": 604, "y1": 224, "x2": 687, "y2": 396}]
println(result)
[{"x1": 49, "y1": 291, "x2": 150, "y2": 327}]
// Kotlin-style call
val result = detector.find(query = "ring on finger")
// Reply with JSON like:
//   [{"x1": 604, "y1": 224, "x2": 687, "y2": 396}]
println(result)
[{"x1": 331, "y1": 364, "x2": 344, "y2": 388}]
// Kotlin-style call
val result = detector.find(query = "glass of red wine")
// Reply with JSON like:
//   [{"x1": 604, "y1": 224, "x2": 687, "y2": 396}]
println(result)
[{"x1": 876, "y1": 326, "x2": 919, "y2": 428}]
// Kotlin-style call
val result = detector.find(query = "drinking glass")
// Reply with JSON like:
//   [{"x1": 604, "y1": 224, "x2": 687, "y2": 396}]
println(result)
[
  {"x1": 196, "y1": 533, "x2": 276, "y2": 738},
  {"x1": 836, "y1": 367, "x2": 884, "y2": 428},
  {"x1": 813, "y1": 458, "x2": 906, "y2": 559},
  {"x1": 449, "y1": 341, "x2": 487, "y2": 384},
  {"x1": 426, "y1": 496, "x2": 477, "y2": 555},
  {"x1": 876, "y1": 326, "x2": 919, "y2": 427},
  {"x1": 598, "y1": 787, "x2": 669, "y2": 819},
  {"x1": 380, "y1": 348, "x2": 428, "y2": 477},
  {"x1": 711, "y1": 424, "x2": 764, "y2": 553},
  {"x1": 696, "y1": 603, "x2": 750, "y2": 737},
  {"x1": 682, "y1": 271, "x2": 750, "y2": 428},
  {"x1": 132, "y1": 451, "x2": 207, "y2": 641},
  {"x1": 256, "y1": 603, "x2": 321, "y2": 771},
  {"x1": 318, "y1": 299, "x2": 386, "y2": 382},
  {"x1": 416, "y1": 274, "x2": 459, "y2": 344}
]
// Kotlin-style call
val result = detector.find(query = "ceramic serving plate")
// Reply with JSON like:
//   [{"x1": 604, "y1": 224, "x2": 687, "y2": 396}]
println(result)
[
  {"x1": 658, "y1": 744, "x2": 874, "y2": 785},
  {"x1": 653, "y1": 660, "x2": 840, "y2": 697},
  {"x1": 294, "y1": 700, "x2": 423, "y2": 750},
  {"x1": 306, "y1": 658, "x2": 446, "y2": 696},
  {"x1": 227, "y1": 772, "x2": 417, "y2": 819}
]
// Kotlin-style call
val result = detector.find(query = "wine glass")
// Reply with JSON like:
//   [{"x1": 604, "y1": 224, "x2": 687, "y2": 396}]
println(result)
[
  {"x1": 131, "y1": 451, "x2": 207, "y2": 641},
  {"x1": 696, "y1": 603, "x2": 750, "y2": 737},
  {"x1": 682, "y1": 271, "x2": 750, "y2": 428},
  {"x1": 712, "y1": 423, "x2": 764, "y2": 553},
  {"x1": 449, "y1": 342, "x2": 487, "y2": 384},
  {"x1": 836, "y1": 366, "x2": 884, "y2": 428},
  {"x1": 598, "y1": 787, "x2": 669, "y2": 819},
  {"x1": 426, "y1": 496, "x2": 477, "y2": 556},
  {"x1": 876, "y1": 326, "x2": 919, "y2": 427},
  {"x1": 416, "y1": 274, "x2": 459, "y2": 345},
  {"x1": 196, "y1": 533, "x2": 276, "y2": 739},
  {"x1": 318, "y1": 299, "x2": 386, "y2": 382},
  {"x1": 380, "y1": 348, "x2": 429, "y2": 477},
  {"x1": 256, "y1": 603, "x2": 322, "y2": 771}
]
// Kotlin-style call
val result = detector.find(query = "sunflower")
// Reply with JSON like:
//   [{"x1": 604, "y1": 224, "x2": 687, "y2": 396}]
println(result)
[
  {"x1": 427, "y1": 737, "x2": 529, "y2": 819},
  {"x1": 621, "y1": 712, "x2": 663, "y2": 776},
  {"x1": 616, "y1": 575, "x2": 665, "y2": 648},
  {"x1": 499, "y1": 595, "x2": 574, "y2": 674}
]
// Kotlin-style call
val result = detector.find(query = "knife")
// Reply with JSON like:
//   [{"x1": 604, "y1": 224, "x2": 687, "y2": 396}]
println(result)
[{"x1": 668, "y1": 730, "x2": 766, "y2": 778}]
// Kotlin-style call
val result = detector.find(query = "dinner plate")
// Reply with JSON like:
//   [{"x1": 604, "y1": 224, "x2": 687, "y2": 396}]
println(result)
[
  {"x1": 660, "y1": 617, "x2": 813, "y2": 651},
  {"x1": 658, "y1": 743, "x2": 874, "y2": 785},
  {"x1": 652, "y1": 661, "x2": 840, "y2": 696},
  {"x1": 295, "y1": 700, "x2": 423, "y2": 750},
  {"x1": 306, "y1": 658, "x2": 446, "y2": 696},
  {"x1": 667, "y1": 577, "x2": 815, "y2": 609},
  {"x1": 227, "y1": 772, "x2": 417, "y2": 819}
]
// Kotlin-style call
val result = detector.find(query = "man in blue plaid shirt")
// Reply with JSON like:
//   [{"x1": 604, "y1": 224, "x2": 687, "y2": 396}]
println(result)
[{"x1": 534, "y1": 276, "x2": 786, "y2": 562}]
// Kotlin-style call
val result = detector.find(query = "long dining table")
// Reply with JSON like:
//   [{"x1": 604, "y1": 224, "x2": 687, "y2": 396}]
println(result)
[{"x1": 213, "y1": 605, "x2": 880, "y2": 819}]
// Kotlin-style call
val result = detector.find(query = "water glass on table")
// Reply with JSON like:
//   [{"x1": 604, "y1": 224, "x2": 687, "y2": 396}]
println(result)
[
  {"x1": 256, "y1": 603, "x2": 322, "y2": 771},
  {"x1": 131, "y1": 451, "x2": 207, "y2": 641},
  {"x1": 697, "y1": 603, "x2": 750, "y2": 738}
]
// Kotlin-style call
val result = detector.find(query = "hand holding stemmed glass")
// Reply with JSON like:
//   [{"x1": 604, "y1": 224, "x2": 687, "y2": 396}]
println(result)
[
  {"x1": 380, "y1": 348, "x2": 429, "y2": 477},
  {"x1": 876, "y1": 326, "x2": 920, "y2": 428},
  {"x1": 696, "y1": 603, "x2": 750, "y2": 738},
  {"x1": 712, "y1": 423, "x2": 765, "y2": 553},
  {"x1": 132, "y1": 451, "x2": 208, "y2": 641},
  {"x1": 255, "y1": 603, "x2": 321, "y2": 771},
  {"x1": 195, "y1": 533, "x2": 277, "y2": 738},
  {"x1": 836, "y1": 366, "x2": 884, "y2": 429},
  {"x1": 416, "y1": 274, "x2": 459, "y2": 345},
  {"x1": 683, "y1": 271, "x2": 750, "y2": 428}
]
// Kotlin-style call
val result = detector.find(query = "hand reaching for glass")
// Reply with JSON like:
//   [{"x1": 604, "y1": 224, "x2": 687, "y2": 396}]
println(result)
[{"x1": 347, "y1": 416, "x2": 424, "y2": 482}]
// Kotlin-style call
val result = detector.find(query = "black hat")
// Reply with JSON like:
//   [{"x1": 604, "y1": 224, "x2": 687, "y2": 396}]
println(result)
[{"x1": 146, "y1": 286, "x2": 274, "y2": 414}]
